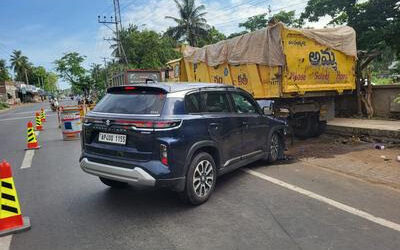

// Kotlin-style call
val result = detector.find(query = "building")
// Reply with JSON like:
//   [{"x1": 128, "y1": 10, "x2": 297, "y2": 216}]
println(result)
[{"x1": 0, "y1": 81, "x2": 19, "y2": 104}]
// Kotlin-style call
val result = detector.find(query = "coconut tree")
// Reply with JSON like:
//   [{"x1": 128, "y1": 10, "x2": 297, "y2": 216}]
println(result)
[
  {"x1": 10, "y1": 50, "x2": 30, "y2": 84},
  {"x1": 0, "y1": 59, "x2": 10, "y2": 82},
  {"x1": 165, "y1": 0, "x2": 209, "y2": 47}
]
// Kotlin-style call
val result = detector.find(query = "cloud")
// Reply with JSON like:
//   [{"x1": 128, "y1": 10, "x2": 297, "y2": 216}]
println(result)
[{"x1": 118, "y1": 0, "x2": 332, "y2": 36}]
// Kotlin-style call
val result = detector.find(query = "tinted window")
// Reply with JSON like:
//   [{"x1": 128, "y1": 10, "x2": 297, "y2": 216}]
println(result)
[
  {"x1": 204, "y1": 92, "x2": 231, "y2": 113},
  {"x1": 185, "y1": 93, "x2": 202, "y2": 113},
  {"x1": 231, "y1": 92, "x2": 258, "y2": 114},
  {"x1": 93, "y1": 92, "x2": 165, "y2": 115}
]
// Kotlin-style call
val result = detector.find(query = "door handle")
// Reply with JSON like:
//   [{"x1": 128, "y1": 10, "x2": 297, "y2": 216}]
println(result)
[{"x1": 209, "y1": 123, "x2": 220, "y2": 129}]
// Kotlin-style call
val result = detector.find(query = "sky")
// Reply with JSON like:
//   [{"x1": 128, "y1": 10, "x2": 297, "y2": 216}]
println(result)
[{"x1": 0, "y1": 0, "x2": 330, "y2": 89}]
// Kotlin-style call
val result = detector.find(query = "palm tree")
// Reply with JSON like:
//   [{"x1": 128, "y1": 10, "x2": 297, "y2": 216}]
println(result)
[
  {"x1": 0, "y1": 59, "x2": 10, "y2": 82},
  {"x1": 165, "y1": 0, "x2": 209, "y2": 47},
  {"x1": 10, "y1": 50, "x2": 30, "y2": 84}
]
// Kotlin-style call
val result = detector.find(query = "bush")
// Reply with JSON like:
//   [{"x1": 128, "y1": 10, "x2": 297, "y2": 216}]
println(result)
[{"x1": 0, "y1": 102, "x2": 9, "y2": 110}]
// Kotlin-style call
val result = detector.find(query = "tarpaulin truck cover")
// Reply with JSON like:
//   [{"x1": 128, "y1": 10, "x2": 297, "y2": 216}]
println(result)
[{"x1": 172, "y1": 22, "x2": 356, "y2": 99}]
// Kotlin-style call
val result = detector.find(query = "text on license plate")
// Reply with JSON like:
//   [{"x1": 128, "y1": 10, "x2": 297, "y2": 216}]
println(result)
[{"x1": 98, "y1": 133, "x2": 127, "y2": 145}]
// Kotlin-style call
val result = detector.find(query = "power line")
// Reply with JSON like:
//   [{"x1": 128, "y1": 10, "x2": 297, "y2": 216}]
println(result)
[
  {"x1": 211, "y1": 0, "x2": 267, "y2": 19},
  {"x1": 212, "y1": 1, "x2": 308, "y2": 27},
  {"x1": 97, "y1": 0, "x2": 129, "y2": 65},
  {"x1": 134, "y1": 0, "x2": 267, "y2": 29}
]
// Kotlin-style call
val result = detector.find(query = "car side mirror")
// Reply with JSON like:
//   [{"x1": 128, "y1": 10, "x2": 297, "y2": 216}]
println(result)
[{"x1": 263, "y1": 106, "x2": 273, "y2": 116}]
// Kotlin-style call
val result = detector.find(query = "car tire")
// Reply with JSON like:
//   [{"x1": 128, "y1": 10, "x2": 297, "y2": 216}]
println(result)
[
  {"x1": 267, "y1": 132, "x2": 284, "y2": 163},
  {"x1": 99, "y1": 177, "x2": 129, "y2": 188},
  {"x1": 180, "y1": 152, "x2": 217, "y2": 205}
]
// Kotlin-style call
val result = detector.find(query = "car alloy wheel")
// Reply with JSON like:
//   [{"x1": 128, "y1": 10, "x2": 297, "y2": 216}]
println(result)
[
  {"x1": 193, "y1": 160, "x2": 214, "y2": 197},
  {"x1": 269, "y1": 133, "x2": 280, "y2": 162}
]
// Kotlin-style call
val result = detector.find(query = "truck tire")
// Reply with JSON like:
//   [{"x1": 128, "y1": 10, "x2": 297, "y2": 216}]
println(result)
[
  {"x1": 179, "y1": 152, "x2": 217, "y2": 205},
  {"x1": 99, "y1": 177, "x2": 129, "y2": 188},
  {"x1": 293, "y1": 114, "x2": 313, "y2": 139},
  {"x1": 316, "y1": 121, "x2": 327, "y2": 136}
]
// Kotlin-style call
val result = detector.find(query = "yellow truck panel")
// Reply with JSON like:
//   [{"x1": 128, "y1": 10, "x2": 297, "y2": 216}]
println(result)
[
  {"x1": 166, "y1": 25, "x2": 357, "y2": 138},
  {"x1": 281, "y1": 28, "x2": 356, "y2": 96},
  {"x1": 166, "y1": 26, "x2": 356, "y2": 99}
]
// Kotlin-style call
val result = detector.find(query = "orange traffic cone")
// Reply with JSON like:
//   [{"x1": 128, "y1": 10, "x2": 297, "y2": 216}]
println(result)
[
  {"x1": 26, "y1": 121, "x2": 40, "y2": 150},
  {"x1": 35, "y1": 112, "x2": 43, "y2": 131},
  {"x1": 0, "y1": 160, "x2": 31, "y2": 236},
  {"x1": 41, "y1": 108, "x2": 46, "y2": 122}
]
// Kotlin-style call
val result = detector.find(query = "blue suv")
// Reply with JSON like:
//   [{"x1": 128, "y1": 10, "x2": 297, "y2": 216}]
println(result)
[{"x1": 80, "y1": 83, "x2": 287, "y2": 205}]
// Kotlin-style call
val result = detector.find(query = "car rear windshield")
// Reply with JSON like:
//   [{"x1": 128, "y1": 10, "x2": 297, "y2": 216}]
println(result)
[{"x1": 92, "y1": 92, "x2": 166, "y2": 115}]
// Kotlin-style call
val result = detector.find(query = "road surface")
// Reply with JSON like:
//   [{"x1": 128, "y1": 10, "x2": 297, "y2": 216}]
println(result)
[{"x1": 0, "y1": 101, "x2": 399, "y2": 250}]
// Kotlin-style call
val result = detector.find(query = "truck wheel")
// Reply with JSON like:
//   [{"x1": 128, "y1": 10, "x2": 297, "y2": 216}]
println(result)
[
  {"x1": 180, "y1": 152, "x2": 217, "y2": 205},
  {"x1": 309, "y1": 114, "x2": 320, "y2": 137},
  {"x1": 293, "y1": 115, "x2": 313, "y2": 139},
  {"x1": 316, "y1": 121, "x2": 327, "y2": 136},
  {"x1": 267, "y1": 132, "x2": 284, "y2": 163},
  {"x1": 99, "y1": 177, "x2": 129, "y2": 188}
]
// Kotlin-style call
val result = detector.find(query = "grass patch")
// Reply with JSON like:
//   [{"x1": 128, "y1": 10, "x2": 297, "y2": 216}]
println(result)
[
  {"x1": 372, "y1": 76, "x2": 393, "y2": 85},
  {"x1": 0, "y1": 102, "x2": 9, "y2": 110}
]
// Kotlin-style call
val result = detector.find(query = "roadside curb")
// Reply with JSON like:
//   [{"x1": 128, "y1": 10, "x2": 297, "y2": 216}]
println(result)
[
  {"x1": 0, "y1": 103, "x2": 38, "y2": 114},
  {"x1": 302, "y1": 159, "x2": 400, "y2": 191}
]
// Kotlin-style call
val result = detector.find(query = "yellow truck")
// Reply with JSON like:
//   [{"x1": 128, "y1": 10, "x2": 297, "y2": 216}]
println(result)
[{"x1": 166, "y1": 23, "x2": 357, "y2": 138}]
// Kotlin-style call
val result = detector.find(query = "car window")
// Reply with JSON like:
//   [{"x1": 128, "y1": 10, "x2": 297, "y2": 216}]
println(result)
[
  {"x1": 185, "y1": 93, "x2": 202, "y2": 113},
  {"x1": 93, "y1": 92, "x2": 165, "y2": 115},
  {"x1": 203, "y1": 92, "x2": 231, "y2": 113},
  {"x1": 231, "y1": 92, "x2": 258, "y2": 114}
]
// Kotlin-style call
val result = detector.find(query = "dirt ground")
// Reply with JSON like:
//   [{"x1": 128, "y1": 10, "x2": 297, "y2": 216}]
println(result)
[{"x1": 284, "y1": 134, "x2": 400, "y2": 189}]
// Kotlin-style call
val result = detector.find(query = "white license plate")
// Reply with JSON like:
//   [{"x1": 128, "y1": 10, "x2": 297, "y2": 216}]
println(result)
[{"x1": 98, "y1": 133, "x2": 127, "y2": 145}]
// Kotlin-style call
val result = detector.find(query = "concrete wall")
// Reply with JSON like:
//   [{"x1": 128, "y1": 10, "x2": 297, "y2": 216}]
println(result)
[
  {"x1": 371, "y1": 85, "x2": 400, "y2": 118},
  {"x1": 335, "y1": 84, "x2": 400, "y2": 118}
]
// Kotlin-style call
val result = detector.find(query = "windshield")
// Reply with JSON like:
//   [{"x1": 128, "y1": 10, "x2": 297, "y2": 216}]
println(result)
[{"x1": 92, "y1": 93, "x2": 166, "y2": 115}]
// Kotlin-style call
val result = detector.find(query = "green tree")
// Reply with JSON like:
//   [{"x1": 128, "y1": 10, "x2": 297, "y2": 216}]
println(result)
[
  {"x1": 165, "y1": 0, "x2": 209, "y2": 46},
  {"x1": 45, "y1": 72, "x2": 58, "y2": 93},
  {"x1": 301, "y1": 0, "x2": 400, "y2": 55},
  {"x1": 89, "y1": 63, "x2": 107, "y2": 99},
  {"x1": 239, "y1": 11, "x2": 303, "y2": 32},
  {"x1": 29, "y1": 66, "x2": 47, "y2": 87},
  {"x1": 0, "y1": 59, "x2": 10, "y2": 82},
  {"x1": 273, "y1": 10, "x2": 303, "y2": 28},
  {"x1": 197, "y1": 26, "x2": 226, "y2": 47},
  {"x1": 239, "y1": 14, "x2": 268, "y2": 32},
  {"x1": 10, "y1": 50, "x2": 31, "y2": 84},
  {"x1": 54, "y1": 52, "x2": 91, "y2": 96},
  {"x1": 115, "y1": 25, "x2": 180, "y2": 69},
  {"x1": 227, "y1": 30, "x2": 249, "y2": 39}
]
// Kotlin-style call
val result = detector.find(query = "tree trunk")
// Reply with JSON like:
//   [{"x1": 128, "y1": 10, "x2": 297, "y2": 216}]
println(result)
[
  {"x1": 360, "y1": 74, "x2": 374, "y2": 119},
  {"x1": 24, "y1": 68, "x2": 29, "y2": 85}
]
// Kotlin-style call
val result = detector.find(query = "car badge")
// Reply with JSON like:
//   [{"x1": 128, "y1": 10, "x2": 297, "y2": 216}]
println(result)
[{"x1": 105, "y1": 120, "x2": 111, "y2": 126}]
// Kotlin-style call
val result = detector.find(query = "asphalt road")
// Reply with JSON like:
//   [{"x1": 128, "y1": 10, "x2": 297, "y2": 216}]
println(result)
[{"x1": 0, "y1": 101, "x2": 400, "y2": 250}]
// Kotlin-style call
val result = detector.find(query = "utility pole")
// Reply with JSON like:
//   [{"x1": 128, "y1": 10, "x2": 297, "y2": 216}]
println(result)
[
  {"x1": 102, "y1": 57, "x2": 109, "y2": 88},
  {"x1": 97, "y1": 0, "x2": 128, "y2": 65}
]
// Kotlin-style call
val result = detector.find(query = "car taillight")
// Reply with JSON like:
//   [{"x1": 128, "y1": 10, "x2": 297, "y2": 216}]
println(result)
[
  {"x1": 115, "y1": 120, "x2": 181, "y2": 131},
  {"x1": 124, "y1": 86, "x2": 136, "y2": 90},
  {"x1": 160, "y1": 144, "x2": 168, "y2": 166}
]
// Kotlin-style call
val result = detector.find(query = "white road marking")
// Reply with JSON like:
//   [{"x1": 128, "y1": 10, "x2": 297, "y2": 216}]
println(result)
[
  {"x1": 0, "y1": 114, "x2": 56, "y2": 122},
  {"x1": 0, "y1": 235, "x2": 12, "y2": 250},
  {"x1": 14, "y1": 109, "x2": 50, "y2": 114},
  {"x1": 21, "y1": 150, "x2": 35, "y2": 169},
  {"x1": 243, "y1": 168, "x2": 400, "y2": 233}
]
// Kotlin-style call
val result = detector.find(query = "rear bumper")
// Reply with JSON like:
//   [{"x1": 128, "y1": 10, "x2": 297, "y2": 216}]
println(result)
[
  {"x1": 79, "y1": 157, "x2": 186, "y2": 191},
  {"x1": 80, "y1": 158, "x2": 156, "y2": 187}
]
